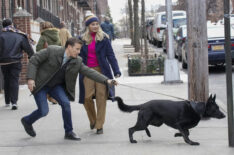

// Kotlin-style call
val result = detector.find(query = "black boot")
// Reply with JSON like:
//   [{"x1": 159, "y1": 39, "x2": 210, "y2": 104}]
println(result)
[
  {"x1": 64, "y1": 131, "x2": 81, "y2": 141},
  {"x1": 96, "y1": 128, "x2": 103, "y2": 134},
  {"x1": 21, "y1": 118, "x2": 36, "y2": 137}
]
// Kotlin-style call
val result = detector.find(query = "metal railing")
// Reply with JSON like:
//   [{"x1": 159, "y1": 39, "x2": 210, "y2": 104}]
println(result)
[
  {"x1": 37, "y1": 6, "x2": 60, "y2": 28},
  {"x1": 74, "y1": 0, "x2": 91, "y2": 9}
]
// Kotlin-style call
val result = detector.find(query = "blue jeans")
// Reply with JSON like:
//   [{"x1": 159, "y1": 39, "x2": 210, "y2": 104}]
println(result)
[{"x1": 23, "y1": 85, "x2": 73, "y2": 133}]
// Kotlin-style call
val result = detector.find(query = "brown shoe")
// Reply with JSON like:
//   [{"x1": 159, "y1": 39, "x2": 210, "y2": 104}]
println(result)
[
  {"x1": 96, "y1": 128, "x2": 103, "y2": 134},
  {"x1": 90, "y1": 123, "x2": 95, "y2": 130}
]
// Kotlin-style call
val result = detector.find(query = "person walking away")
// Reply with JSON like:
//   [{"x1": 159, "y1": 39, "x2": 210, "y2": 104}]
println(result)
[
  {"x1": 59, "y1": 21, "x2": 72, "y2": 47},
  {"x1": 100, "y1": 16, "x2": 115, "y2": 42},
  {"x1": 21, "y1": 37, "x2": 117, "y2": 140},
  {"x1": 36, "y1": 21, "x2": 61, "y2": 51},
  {"x1": 79, "y1": 13, "x2": 121, "y2": 134},
  {"x1": 36, "y1": 21, "x2": 61, "y2": 104},
  {"x1": 0, "y1": 18, "x2": 34, "y2": 110}
]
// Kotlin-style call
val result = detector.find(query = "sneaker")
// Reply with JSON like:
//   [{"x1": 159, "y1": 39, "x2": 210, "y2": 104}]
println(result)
[
  {"x1": 64, "y1": 131, "x2": 81, "y2": 141},
  {"x1": 5, "y1": 103, "x2": 10, "y2": 107},
  {"x1": 11, "y1": 104, "x2": 18, "y2": 110},
  {"x1": 21, "y1": 118, "x2": 36, "y2": 137},
  {"x1": 96, "y1": 128, "x2": 103, "y2": 134}
]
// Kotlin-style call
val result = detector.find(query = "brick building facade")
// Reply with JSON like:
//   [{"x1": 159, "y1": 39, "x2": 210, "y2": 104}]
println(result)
[
  {"x1": 0, "y1": 0, "x2": 110, "y2": 84},
  {"x1": 1, "y1": 0, "x2": 109, "y2": 35}
]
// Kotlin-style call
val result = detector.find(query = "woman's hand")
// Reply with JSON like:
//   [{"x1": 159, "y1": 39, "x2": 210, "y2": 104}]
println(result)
[{"x1": 115, "y1": 74, "x2": 120, "y2": 78}]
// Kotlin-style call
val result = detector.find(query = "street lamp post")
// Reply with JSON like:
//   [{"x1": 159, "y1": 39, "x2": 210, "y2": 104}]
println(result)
[
  {"x1": 163, "y1": 0, "x2": 182, "y2": 83},
  {"x1": 224, "y1": 0, "x2": 234, "y2": 147}
]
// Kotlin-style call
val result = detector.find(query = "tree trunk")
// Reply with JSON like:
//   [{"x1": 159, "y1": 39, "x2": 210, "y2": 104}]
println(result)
[
  {"x1": 128, "y1": 0, "x2": 134, "y2": 45},
  {"x1": 133, "y1": 0, "x2": 140, "y2": 52},
  {"x1": 187, "y1": 0, "x2": 209, "y2": 102},
  {"x1": 141, "y1": 0, "x2": 148, "y2": 73}
]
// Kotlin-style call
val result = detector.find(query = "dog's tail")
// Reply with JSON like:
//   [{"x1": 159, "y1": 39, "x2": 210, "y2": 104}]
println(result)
[{"x1": 114, "y1": 96, "x2": 141, "y2": 113}]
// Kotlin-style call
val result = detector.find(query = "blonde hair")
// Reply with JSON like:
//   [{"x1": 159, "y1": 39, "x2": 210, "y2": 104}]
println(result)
[
  {"x1": 40, "y1": 21, "x2": 54, "y2": 31},
  {"x1": 82, "y1": 25, "x2": 109, "y2": 45}
]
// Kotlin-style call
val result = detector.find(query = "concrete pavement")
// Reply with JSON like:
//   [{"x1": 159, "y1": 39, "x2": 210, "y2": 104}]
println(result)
[{"x1": 0, "y1": 39, "x2": 233, "y2": 155}]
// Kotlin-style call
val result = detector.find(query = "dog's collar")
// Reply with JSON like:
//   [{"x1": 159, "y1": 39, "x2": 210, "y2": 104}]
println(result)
[{"x1": 189, "y1": 101, "x2": 203, "y2": 118}]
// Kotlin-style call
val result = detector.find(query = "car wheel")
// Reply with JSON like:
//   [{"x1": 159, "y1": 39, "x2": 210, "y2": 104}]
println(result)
[
  {"x1": 178, "y1": 54, "x2": 182, "y2": 62},
  {"x1": 157, "y1": 41, "x2": 162, "y2": 48},
  {"x1": 182, "y1": 59, "x2": 187, "y2": 69}
]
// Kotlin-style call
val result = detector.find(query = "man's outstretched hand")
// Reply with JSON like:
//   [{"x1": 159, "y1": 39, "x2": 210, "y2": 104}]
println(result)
[
  {"x1": 28, "y1": 79, "x2": 35, "y2": 92},
  {"x1": 107, "y1": 79, "x2": 118, "y2": 86}
]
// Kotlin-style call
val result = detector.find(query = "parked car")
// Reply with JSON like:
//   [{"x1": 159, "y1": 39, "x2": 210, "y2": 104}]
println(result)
[
  {"x1": 152, "y1": 11, "x2": 186, "y2": 47},
  {"x1": 146, "y1": 17, "x2": 154, "y2": 44},
  {"x1": 181, "y1": 25, "x2": 234, "y2": 69},
  {"x1": 174, "y1": 25, "x2": 187, "y2": 61},
  {"x1": 152, "y1": 12, "x2": 166, "y2": 47},
  {"x1": 162, "y1": 15, "x2": 187, "y2": 52}
]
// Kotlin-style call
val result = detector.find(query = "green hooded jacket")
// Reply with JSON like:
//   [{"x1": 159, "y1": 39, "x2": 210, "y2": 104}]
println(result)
[{"x1": 36, "y1": 28, "x2": 61, "y2": 51}]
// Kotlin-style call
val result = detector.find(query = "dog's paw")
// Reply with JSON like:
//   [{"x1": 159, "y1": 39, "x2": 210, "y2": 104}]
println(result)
[
  {"x1": 174, "y1": 133, "x2": 182, "y2": 137},
  {"x1": 145, "y1": 128, "x2": 151, "y2": 137},
  {"x1": 130, "y1": 140, "x2": 137, "y2": 143},
  {"x1": 191, "y1": 142, "x2": 200, "y2": 145}
]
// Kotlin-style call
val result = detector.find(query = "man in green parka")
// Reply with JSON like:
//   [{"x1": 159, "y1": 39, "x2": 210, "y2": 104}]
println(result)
[{"x1": 21, "y1": 37, "x2": 117, "y2": 141}]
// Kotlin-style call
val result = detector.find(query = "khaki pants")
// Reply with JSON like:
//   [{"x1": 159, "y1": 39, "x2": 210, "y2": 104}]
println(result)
[{"x1": 83, "y1": 67, "x2": 108, "y2": 129}]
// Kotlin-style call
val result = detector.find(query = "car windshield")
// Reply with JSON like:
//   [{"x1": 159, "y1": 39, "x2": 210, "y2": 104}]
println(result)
[
  {"x1": 207, "y1": 26, "x2": 225, "y2": 38},
  {"x1": 161, "y1": 15, "x2": 167, "y2": 25},
  {"x1": 173, "y1": 13, "x2": 185, "y2": 17},
  {"x1": 207, "y1": 25, "x2": 234, "y2": 38},
  {"x1": 179, "y1": 25, "x2": 234, "y2": 39},
  {"x1": 173, "y1": 18, "x2": 186, "y2": 28}
]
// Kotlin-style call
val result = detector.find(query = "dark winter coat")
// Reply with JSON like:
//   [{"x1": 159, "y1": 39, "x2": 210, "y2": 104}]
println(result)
[
  {"x1": 101, "y1": 21, "x2": 115, "y2": 40},
  {"x1": 78, "y1": 36, "x2": 121, "y2": 104},
  {"x1": 36, "y1": 28, "x2": 61, "y2": 51},
  {"x1": 0, "y1": 31, "x2": 34, "y2": 63},
  {"x1": 27, "y1": 45, "x2": 108, "y2": 101}
]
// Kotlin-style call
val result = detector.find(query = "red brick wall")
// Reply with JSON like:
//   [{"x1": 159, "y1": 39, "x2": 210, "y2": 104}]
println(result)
[
  {"x1": 5, "y1": 0, "x2": 10, "y2": 18},
  {"x1": 13, "y1": 16, "x2": 31, "y2": 84}
]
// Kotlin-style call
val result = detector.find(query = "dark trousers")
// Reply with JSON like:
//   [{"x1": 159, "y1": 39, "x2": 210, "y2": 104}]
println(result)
[
  {"x1": 1, "y1": 62, "x2": 21, "y2": 105},
  {"x1": 23, "y1": 85, "x2": 73, "y2": 133}
]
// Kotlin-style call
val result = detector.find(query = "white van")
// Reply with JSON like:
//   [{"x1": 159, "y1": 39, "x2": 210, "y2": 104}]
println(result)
[{"x1": 152, "y1": 10, "x2": 186, "y2": 47}]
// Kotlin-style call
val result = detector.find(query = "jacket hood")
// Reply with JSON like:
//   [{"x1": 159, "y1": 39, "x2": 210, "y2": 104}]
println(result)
[{"x1": 41, "y1": 28, "x2": 60, "y2": 42}]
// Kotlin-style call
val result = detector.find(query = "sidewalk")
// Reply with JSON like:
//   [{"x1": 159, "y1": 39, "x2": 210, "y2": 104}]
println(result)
[{"x1": 0, "y1": 39, "x2": 233, "y2": 155}]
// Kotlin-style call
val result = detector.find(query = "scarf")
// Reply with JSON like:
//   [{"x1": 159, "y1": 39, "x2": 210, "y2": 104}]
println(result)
[{"x1": 2, "y1": 25, "x2": 36, "y2": 45}]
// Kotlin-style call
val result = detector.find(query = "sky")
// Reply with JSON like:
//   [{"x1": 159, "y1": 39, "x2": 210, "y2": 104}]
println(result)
[{"x1": 108, "y1": 0, "x2": 178, "y2": 23}]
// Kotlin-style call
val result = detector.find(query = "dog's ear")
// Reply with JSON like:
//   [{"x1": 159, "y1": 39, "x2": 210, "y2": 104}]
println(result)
[
  {"x1": 208, "y1": 94, "x2": 213, "y2": 102},
  {"x1": 212, "y1": 94, "x2": 216, "y2": 101}
]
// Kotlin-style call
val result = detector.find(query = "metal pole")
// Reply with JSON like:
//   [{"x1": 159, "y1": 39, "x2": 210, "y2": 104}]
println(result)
[
  {"x1": 224, "y1": 0, "x2": 234, "y2": 147},
  {"x1": 163, "y1": 0, "x2": 181, "y2": 83},
  {"x1": 166, "y1": 0, "x2": 174, "y2": 59}
]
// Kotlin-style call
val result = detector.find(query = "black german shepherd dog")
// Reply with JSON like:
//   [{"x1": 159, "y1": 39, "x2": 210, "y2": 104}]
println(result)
[{"x1": 114, "y1": 94, "x2": 225, "y2": 145}]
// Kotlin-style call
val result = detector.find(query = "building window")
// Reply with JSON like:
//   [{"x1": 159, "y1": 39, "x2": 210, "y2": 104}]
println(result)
[
  {"x1": 2, "y1": 0, "x2": 6, "y2": 18},
  {"x1": 26, "y1": 0, "x2": 30, "y2": 13}
]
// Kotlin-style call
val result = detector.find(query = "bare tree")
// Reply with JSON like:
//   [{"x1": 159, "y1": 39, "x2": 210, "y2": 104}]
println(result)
[
  {"x1": 176, "y1": 0, "x2": 225, "y2": 22},
  {"x1": 141, "y1": 0, "x2": 148, "y2": 59},
  {"x1": 140, "y1": 0, "x2": 149, "y2": 73},
  {"x1": 187, "y1": 0, "x2": 209, "y2": 102},
  {"x1": 133, "y1": 0, "x2": 140, "y2": 52},
  {"x1": 128, "y1": 0, "x2": 134, "y2": 45}
]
